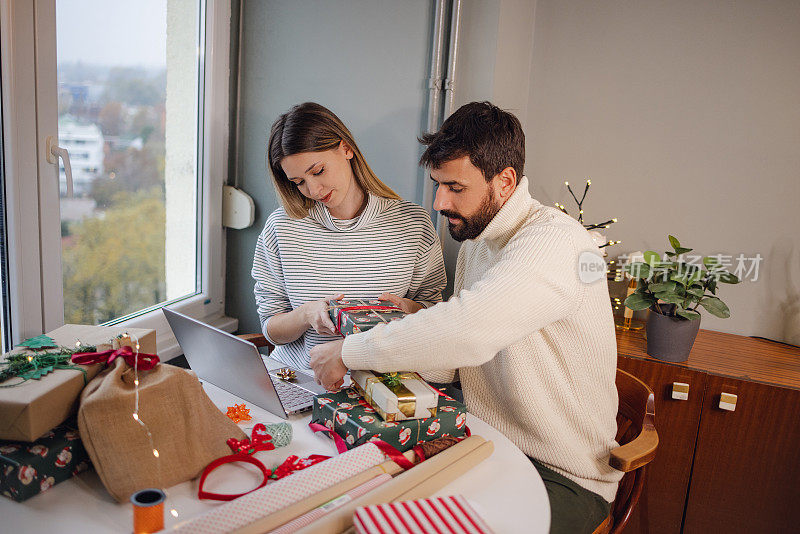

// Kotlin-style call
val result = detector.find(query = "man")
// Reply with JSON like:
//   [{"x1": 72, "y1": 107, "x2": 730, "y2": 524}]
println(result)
[{"x1": 310, "y1": 101, "x2": 622, "y2": 533}]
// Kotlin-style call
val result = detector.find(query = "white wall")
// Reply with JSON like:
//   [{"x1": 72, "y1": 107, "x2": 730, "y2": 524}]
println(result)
[{"x1": 523, "y1": 0, "x2": 800, "y2": 343}]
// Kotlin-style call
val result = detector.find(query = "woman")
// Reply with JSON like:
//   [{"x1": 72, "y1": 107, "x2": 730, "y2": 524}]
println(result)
[{"x1": 253, "y1": 102, "x2": 446, "y2": 370}]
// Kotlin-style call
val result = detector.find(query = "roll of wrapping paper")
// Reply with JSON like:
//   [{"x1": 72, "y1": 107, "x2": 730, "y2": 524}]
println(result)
[
  {"x1": 232, "y1": 449, "x2": 416, "y2": 534},
  {"x1": 268, "y1": 474, "x2": 393, "y2": 534},
  {"x1": 131, "y1": 488, "x2": 165, "y2": 534},
  {"x1": 292, "y1": 435, "x2": 493, "y2": 534},
  {"x1": 170, "y1": 442, "x2": 388, "y2": 533}
]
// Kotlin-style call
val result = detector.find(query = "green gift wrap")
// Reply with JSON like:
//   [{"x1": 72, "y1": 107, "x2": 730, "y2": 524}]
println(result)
[
  {"x1": 0, "y1": 420, "x2": 91, "y2": 502},
  {"x1": 311, "y1": 387, "x2": 468, "y2": 453},
  {"x1": 328, "y1": 298, "x2": 407, "y2": 336}
]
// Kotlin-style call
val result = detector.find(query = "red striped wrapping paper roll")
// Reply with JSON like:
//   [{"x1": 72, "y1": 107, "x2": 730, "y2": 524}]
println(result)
[{"x1": 353, "y1": 495, "x2": 494, "y2": 534}]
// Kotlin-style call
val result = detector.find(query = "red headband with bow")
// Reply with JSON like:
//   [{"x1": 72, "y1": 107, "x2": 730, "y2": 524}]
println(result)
[{"x1": 198, "y1": 423, "x2": 330, "y2": 501}]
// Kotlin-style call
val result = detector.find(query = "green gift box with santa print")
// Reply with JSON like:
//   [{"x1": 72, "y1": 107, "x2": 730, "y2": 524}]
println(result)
[
  {"x1": 310, "y1": 386, "x2": 468, "y2": 453},
  {"x1": 0, "y1": 420, "x2": 91, "y2": 502},
  {"x1": 327, "y1": 298, "x2": 407, "y2": 336}
]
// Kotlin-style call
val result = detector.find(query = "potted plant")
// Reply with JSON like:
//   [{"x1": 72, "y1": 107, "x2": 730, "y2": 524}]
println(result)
[{"x1": 623, "y1": 235, "x2": 739, "y2": 362}]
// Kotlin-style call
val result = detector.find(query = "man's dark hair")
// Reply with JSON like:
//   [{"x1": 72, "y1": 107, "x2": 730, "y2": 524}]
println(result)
[{"x1": 419, "y1": 101, "x2": 525, "y2": 182}]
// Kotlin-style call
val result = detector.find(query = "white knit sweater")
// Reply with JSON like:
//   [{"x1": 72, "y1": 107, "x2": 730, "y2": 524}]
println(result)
[{"x1": 342, "y1": 176, "x2": 623, "y2": 501}]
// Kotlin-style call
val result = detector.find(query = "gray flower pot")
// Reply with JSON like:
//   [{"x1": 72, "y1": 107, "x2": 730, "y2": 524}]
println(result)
[{"x1": 645, "y1": 305, "x2": 701, "y2": 362}]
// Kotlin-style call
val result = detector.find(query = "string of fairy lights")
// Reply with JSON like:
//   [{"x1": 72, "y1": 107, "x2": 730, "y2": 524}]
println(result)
[
  {"x1": 555, "y1": 179, "x2": 621, "y2": 247},
  {"x1": 556, "y1": 179, "x2": 626, "y2": 312}
]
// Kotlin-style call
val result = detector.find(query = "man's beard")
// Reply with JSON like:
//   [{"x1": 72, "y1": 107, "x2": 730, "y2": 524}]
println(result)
[{"x1": 440, "y1": 187, "x2": 503, "y2": 242}]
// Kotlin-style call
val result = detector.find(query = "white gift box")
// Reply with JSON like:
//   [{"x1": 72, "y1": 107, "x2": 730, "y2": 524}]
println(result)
[{"x1": 351, "y1": 370, "x2": 438, "y2": 422}]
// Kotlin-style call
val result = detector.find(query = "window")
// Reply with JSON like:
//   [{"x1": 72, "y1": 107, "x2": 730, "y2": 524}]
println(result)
[{"x1": 1, "y1": 0, "x2": 234, "y2": 357}]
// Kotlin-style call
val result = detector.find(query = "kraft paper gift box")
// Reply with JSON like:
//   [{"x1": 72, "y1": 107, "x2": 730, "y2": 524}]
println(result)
[
  {"x1": 351, "y1": 370, "x2": 439, "y2": 422},
  {"x1": 311, "y1": 387, "x2": 468, "y2": 453},
  {"x1": 0, "y1": 324, "x2": 156, "y2": 442},
  {"x1": 328, "y1": 298, "x2": 406, "y2": 336},
  {"x1": 0, "y1": 419, "x2": 91, "y2": 502}
]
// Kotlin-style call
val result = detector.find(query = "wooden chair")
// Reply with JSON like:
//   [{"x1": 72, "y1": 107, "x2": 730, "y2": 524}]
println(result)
[
  {"x1": 593, "y1": 369, "x2": 659, "y2": 534},
  {"x1": 237, "y1": 333, "x2": 274, "y2": 352}
]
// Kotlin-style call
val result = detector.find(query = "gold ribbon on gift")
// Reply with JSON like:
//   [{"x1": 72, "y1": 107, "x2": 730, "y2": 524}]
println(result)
[{"x1": 355, "y1": 373, "x2": 419, "y2": 421}]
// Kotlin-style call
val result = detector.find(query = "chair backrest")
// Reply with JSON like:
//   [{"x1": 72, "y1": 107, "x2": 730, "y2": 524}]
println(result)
[{"x1": 607, "y1": 369, "x2": 658, "y2": 534}]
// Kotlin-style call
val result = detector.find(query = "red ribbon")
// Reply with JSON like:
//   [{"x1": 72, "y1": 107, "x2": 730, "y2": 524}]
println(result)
[
  {"x1": 335, "y1": 305, "x2": 402, "y2": 335},
  {"x1": 199, "y1": 424, "x2": 329, "y2": 501},
  {"x1": 71, "y1": 345, "x2": 159, "y2": 370},
  {"x1": 271, "y1": 454, "x2": 330, "y2": 480},
  {"x1": 226, "y1": 423, "x2": 276, "y2": 455},
  {"x1": 308, "y1": 422, "x2": 416, "y2": 470},
  {"x1": 198, "y1": 454, "x2": 271, "y2": 501},
  {"x1": 198, "y1": 424, "x2": 277, "y2": 501}
]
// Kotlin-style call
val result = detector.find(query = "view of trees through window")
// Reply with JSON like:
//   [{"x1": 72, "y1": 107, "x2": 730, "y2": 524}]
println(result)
[{"x1": 58, "y1": 62, "x2": 167, "y2": 324}]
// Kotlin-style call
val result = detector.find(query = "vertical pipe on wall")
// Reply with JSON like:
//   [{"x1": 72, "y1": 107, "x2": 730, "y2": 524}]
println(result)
[
  {"x1": 436, "y1": 0, "x2": 463, "y2": 240},
  {"x1": 442, "y1": 0, "x2": 462, "y2": 117},
  {"x1": 420, "y1": 0, "x2": 448, "y2": 218},
  {"x1": 231, "y1": 0, "x2": 244, "y2": 189}
]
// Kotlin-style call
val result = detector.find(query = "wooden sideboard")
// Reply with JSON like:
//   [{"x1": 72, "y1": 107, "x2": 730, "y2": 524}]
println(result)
[{"x1": 615, "y1": 327, "x2": 800, "y2": 534}]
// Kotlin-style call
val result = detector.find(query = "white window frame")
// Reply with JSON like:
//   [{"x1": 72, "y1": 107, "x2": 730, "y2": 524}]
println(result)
[{"x1": 0, "y1": 0, "x2": 236, "y2": 357}]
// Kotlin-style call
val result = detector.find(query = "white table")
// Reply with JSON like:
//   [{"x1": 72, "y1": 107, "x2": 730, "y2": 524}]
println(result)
[{"x1": 2, "y1": 380, "x2": 550, "y2": 533}]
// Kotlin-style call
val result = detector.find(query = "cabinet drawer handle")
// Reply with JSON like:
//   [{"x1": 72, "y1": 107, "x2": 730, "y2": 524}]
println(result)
[
  {"x1": 671, "y1": 382, "x2": 690, "y2": 401},
  {"x1": 719, "y1": 392, "x2": 738, "y2": 411}
]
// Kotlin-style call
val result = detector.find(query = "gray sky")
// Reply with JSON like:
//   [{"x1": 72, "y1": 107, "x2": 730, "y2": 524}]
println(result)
[{"x1": 56, "y1": 0, "x2": 170, "y2": 68}]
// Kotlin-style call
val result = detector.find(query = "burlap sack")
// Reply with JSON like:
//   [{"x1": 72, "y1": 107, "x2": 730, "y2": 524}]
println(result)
[{"x1": 77, "y1": 357, "x2": 245, "y2": 502}]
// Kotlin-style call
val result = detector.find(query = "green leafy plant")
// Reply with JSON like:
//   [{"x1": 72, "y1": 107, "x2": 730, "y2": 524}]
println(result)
[
  {"x1": 380, "y1": 372, "x2": 402, "y2": 389},
  {"x1": 623, "y1": 235, "x2": 739, "y2": 321}
]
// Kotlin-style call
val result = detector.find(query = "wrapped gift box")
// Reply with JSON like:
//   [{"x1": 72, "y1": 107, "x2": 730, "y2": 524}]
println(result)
[
  {"x1": 351, "y1": 370, "x2": 438, "y2": 422},
  {"x1": 0, "y1": 419, "x2": 91, "y2": 502},
  {"x1": 328, "y1": 298, "x2": 406, "y2": 336},
  {"x1": 0, "y1": 324, "x2": 156, "y2": 442},
  {"x1": 311, "y1": 387, "x2": 468, "y2": 453},
  {"x1": 353, "y1": 495, "x2": 494, "y2": 534}
]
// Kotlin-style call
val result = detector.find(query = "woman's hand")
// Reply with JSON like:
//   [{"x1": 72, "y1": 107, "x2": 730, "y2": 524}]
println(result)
[
  {"x1": 379, "y1": 293, "x2": 424, "y2": 314},
  {"x1": 301, "y1": 293, "x2": 343, "y2": 335}
]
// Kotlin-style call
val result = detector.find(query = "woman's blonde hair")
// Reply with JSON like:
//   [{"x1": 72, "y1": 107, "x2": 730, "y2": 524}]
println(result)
[{"x1": 267, "y1": 102, "x2": 400, "y2": 219}]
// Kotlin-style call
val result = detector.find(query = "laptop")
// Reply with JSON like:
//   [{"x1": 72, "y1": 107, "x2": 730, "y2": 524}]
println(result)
[{"x1": 163, "y1": 308, "x2": 326, "y2": 418}]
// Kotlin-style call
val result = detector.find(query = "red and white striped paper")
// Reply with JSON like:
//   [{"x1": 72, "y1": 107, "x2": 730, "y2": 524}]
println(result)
[{"x1": 353, "y1": 495, "x2": 494, "y2": 534}]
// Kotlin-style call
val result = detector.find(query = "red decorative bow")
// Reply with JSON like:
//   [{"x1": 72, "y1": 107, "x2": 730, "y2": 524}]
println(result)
[
  {"x1": 71, "y1": 345, "x2": 159, "y2": 370},
  {"x1": 226, "y1": 423, "x2": 276, "y2": 455},
  {"x1": 271, "y1": 454, "x2": 330, "y2": 480}
]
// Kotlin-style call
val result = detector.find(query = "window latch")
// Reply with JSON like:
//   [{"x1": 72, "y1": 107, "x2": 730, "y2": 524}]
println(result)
[{"x1": 45, "y1": 135, "x2": 73, "y2": 198}]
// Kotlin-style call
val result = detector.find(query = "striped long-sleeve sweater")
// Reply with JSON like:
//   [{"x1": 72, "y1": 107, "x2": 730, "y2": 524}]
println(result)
[
  {"x1": 341, "y1": 176, "x2": 624, "y2": 502},
  {"x1": 252, "y1": 192, "x2": 446, "y2": 370}
]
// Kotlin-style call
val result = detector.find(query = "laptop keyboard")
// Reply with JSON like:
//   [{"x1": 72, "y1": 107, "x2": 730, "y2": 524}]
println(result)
[{"x1": 271, "y1": 376, "x2": 315, "y2": 412}]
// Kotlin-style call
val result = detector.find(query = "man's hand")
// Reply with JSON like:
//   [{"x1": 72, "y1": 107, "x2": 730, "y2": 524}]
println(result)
[
  {"x1": 309, "y1": 338, "x2": 347, "y2": 391},
  {"x1": 301, "y1": 293, "x2": 343, "y2": 336},
  {"x1": 379, "y1": 292, "x2": 424, "y2": 314}
]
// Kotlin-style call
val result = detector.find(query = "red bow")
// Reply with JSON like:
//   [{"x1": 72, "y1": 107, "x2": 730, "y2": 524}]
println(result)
[
  {"x1": 71, "y1": 345, "x2": 159, "y2": 370},
  {"x1": 271, "y1": 454, "x2": 330, "y2": 480},
  {"x1": 226, "y1": 423, "x2": 276, "y2": 455}
]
